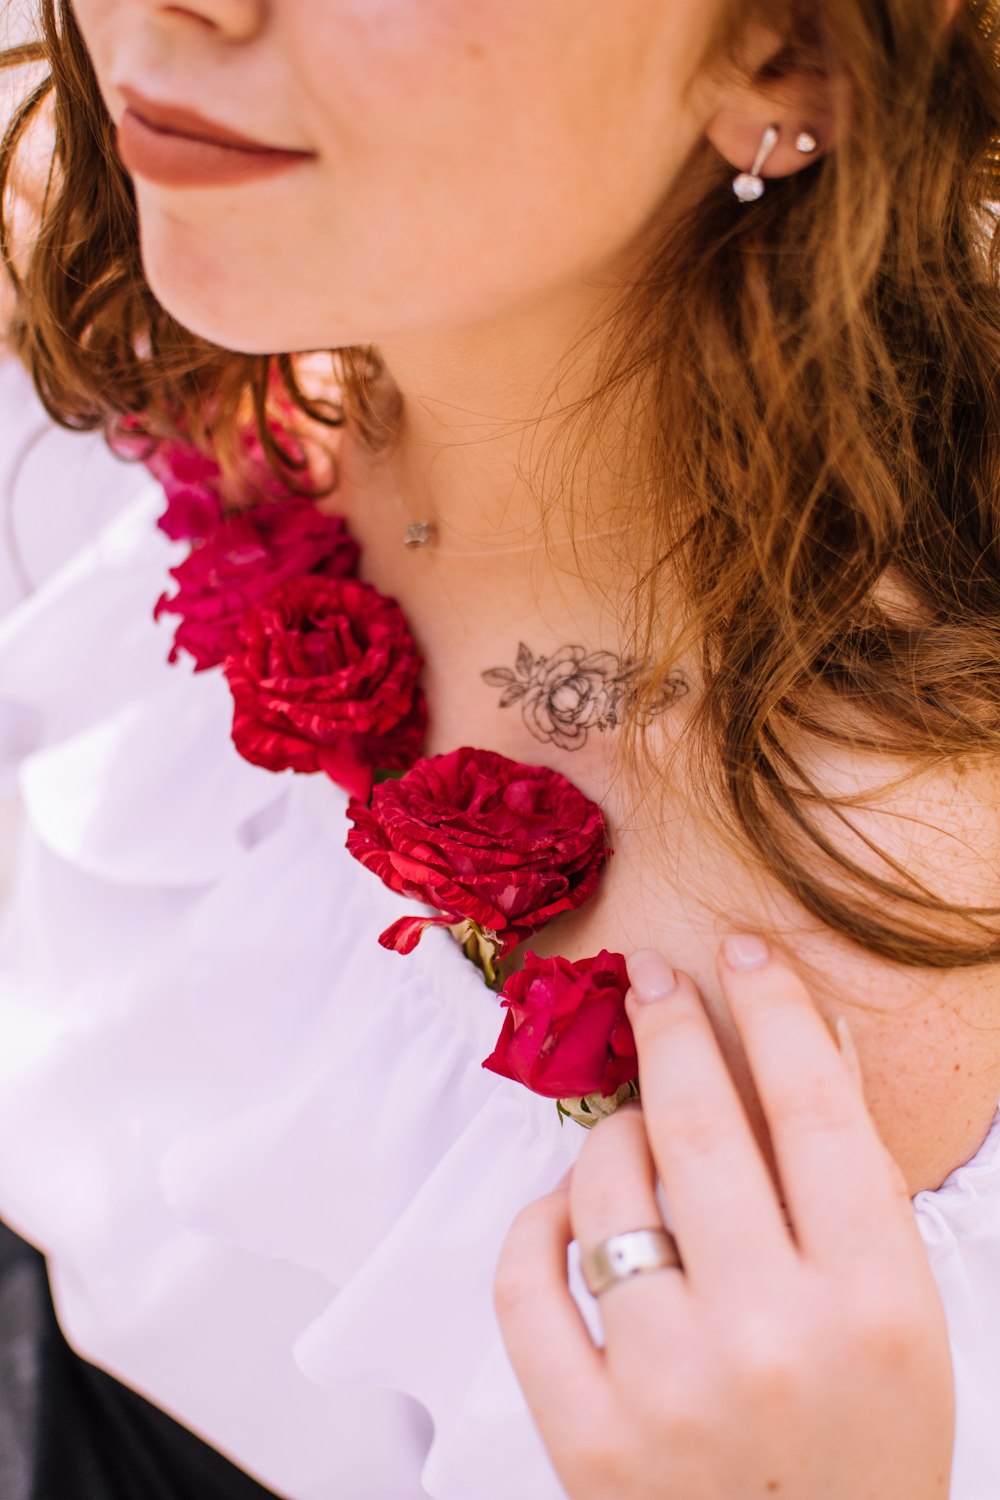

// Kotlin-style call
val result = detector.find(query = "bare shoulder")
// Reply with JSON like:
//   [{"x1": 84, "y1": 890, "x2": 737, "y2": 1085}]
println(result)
[
  {"x1": 790, "y1": 736, "x2": 1000, "y2": 927},
  {"x1": 571, "y1": 725, "x2": 1000, "y2": 1194},
  {"x1": 745, "y1": 737, "x2": 1000, "y2": 1190}
]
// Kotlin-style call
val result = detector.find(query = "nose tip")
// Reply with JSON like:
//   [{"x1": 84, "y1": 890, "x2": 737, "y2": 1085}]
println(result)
[{"x1": 155, "y1": 0, "x2": 265, "y2": 43}]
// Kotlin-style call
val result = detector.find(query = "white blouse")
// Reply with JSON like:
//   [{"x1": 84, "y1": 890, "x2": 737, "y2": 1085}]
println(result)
[{"x1": 0, "y1": 356, "x2": 998, "y2": 1500}]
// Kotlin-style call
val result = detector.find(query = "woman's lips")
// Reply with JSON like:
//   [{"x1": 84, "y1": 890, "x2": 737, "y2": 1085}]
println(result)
[{"x1": 116, "y1": 108, "x2": 315, "y2": 188}]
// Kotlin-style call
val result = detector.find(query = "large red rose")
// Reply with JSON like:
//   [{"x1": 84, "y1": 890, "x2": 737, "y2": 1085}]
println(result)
[
  {"x1": 224, "y1": 575, "x2": 426, "y2": 801},
  {"x1": 155, "y1": 501, "x2": 360, "y2": 670},
  {"x1": 482, "y1": 949, "x2": 638, "y2": 1099},
  {"x1": 345, "y1": 746, "x2": 610, "y2": 957}
]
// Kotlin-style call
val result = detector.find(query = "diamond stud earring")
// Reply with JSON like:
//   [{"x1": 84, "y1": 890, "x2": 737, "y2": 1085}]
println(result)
[
  {"x1": 795, "y1": 131, "x2": 819, "y2": 154},
  {"x1": 732, "y1": 124, "x2": 780, "y2": 203}
]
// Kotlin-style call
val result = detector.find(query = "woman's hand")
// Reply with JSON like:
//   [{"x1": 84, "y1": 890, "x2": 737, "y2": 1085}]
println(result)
[{"x1": 495, "y1": 935, "x2": 955, "y2": 1500}]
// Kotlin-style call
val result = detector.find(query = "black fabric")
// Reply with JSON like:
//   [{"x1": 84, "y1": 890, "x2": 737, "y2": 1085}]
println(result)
[{"x1": 0, "y1": 1220, "x2": 284, "y2": 1500}]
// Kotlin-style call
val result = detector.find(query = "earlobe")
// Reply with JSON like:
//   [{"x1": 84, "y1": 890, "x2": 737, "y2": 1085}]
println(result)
[
  {"x1": 700, "y1": 31, "x2": 839, "y2": 191},
  {"x1": 729, "y1": 122, "x2": 823, "y2": 202},
  {"x1": 706, "y1": 89, "x2": 836, "y2": 192},
  {"x1": 731, "y1": 125, "x2": 780, "y2": 203}
]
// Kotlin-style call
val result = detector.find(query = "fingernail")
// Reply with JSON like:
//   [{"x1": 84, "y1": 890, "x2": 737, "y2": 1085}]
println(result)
[
  {"x1": 627, "y1": 948, "x2": 678, "y2": 1002},
  {"x1": 836, "y1": 1015, "x2": 865, "y2": 1099},
  {"x1": 722, "y1": 933, "x2": 770, "y2": 971}
]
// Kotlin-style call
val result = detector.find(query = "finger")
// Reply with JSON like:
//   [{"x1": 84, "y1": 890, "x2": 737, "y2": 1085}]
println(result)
[
  {"x1": 569, "y1": 1104, "x2": 689, "y2": 1357},
  {"x1": 495, "y1": 1183, "x2": 611, "y2": 1443},
  {"x1": 624, "y1": 949, "x2": 796, "y2": 1294},
  {"x1": 716, "y1": 934, "x2": 912, "y2": 1265}
]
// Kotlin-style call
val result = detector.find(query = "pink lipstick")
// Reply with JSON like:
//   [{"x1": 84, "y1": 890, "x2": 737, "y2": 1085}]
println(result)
[{"x1": 115, "y1": 90, "x2": 315, "y2": 188}]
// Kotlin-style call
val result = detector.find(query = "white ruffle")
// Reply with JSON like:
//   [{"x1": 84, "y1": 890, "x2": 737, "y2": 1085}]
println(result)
[
  {"x1": 0, "y1": 358, "x2": 145, "y2": 620},
  {"x1": 912, "y1": 1109, "x2": 1000, "y2": 1500},
  {"x1": 1, "y1": 361, "x2": 999, "y2": 1499},
  {"x1": 0, "y1": 385, "x2": 576, "y2": 1496}
]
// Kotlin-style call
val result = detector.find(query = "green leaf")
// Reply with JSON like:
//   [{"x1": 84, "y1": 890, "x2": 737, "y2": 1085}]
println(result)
[
  {"x1": 373, "y1": 767, "x2": 407, "y2": 785},
  {"x1": 556, "y1": 1079, "x2": 639, "y2": 1129},
  {"x1": 448, "y1": 919, "x2": 503, "y2": 987}
]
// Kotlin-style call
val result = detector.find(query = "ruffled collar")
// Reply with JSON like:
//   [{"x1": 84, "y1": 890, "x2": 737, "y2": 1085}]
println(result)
[{"x1": 913, "y1": 1103, "x2": 1000, "y2": 1259}]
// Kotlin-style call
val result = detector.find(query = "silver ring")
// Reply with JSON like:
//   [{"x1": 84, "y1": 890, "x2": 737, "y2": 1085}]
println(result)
[{"x1": 581, "y1": 1227, "x2": 683, "y2": 1297}]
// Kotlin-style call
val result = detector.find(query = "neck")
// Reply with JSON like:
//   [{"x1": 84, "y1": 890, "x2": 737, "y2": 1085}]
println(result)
[{"x1": 337, "y1": 274, "x2": 634, "y2": 560}]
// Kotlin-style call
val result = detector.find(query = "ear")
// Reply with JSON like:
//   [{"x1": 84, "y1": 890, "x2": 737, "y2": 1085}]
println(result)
[
  {"x1": 697, "y1": 25, "x2": 841, "y2": 185},
  {"x1": 702, "y1": 0, "x2": 963, "y2": 186}
]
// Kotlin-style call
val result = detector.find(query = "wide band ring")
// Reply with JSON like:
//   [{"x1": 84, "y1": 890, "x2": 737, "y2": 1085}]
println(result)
[{"x1": 581, "y1": 1226, "x2": 684, "y2": 1298}]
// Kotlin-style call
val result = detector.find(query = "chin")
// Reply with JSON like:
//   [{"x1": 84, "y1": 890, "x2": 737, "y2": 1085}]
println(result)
[
  {"x1": 143, "y1": 273, "x2": 279, "y2": 354},
  {"x1": 136, "y1": 222, "x2": 297, "y2": 355}
]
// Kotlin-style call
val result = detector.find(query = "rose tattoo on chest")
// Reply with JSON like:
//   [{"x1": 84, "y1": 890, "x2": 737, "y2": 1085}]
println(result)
[{"x1": 481, "y1": 642, "x2": 689, "y2": 751}]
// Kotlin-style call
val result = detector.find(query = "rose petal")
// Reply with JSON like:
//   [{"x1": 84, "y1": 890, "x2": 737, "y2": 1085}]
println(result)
[{"x1": 378, "y1": 914, "x2": 454, "y2": 955}]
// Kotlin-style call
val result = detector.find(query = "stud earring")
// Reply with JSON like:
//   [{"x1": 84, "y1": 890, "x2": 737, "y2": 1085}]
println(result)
[
  {"x1": 732, "y1": 124, "x2": 780, "y2": 203},
  {"x1": 795, "y1": 131, "x2": 818, "y2": 154}
]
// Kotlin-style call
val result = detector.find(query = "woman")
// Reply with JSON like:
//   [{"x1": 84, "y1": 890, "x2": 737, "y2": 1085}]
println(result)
[{"x1": 0, "y1": 0, "x2": 996, "y2": 1495}]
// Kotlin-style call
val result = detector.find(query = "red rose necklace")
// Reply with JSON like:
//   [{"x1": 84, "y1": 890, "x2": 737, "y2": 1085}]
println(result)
[{"x1": 144, "y1": 424, "x2": 639, "y2": 1128}]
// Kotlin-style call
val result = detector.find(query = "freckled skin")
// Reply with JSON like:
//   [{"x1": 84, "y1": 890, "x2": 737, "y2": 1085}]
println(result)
[
  {"x1": 525, "y1": 750, "x2": 1000, "y2": 1195},
  {"x1": 78, "y1": 0, "x2": 714, "y2": 354},
  {"x1": 70, "y1": 0, "x2": 1000, "y2": 1196}
]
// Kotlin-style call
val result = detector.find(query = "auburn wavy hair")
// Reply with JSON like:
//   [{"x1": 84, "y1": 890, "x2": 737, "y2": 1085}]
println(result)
[{"x1": 3, "y1": 0, "x2": 1000, "y2": 967}]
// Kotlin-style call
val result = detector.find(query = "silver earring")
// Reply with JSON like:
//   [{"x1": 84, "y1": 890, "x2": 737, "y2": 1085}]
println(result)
[
  {"x1": 795, "y1": 131, "x2": 818, "y2": 155},
  {"x1": 403, "y1": 519, "x2": 437, "y2": 549},
  {"x1": 732, "y1": 125, "x2": 780, "y2": 203}
]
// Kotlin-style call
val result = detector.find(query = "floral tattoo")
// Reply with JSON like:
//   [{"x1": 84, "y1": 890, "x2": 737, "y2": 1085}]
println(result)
[{"x1": 481, "y1": 643, "x2": 688, "y2": 751}]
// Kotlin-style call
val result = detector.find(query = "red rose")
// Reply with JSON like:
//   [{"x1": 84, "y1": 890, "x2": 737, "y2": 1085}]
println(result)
[
  {"x1": 345, "y1": 746, "x2": 610, "y2": 957},
  {"x1": 155, "y1": 501, "x2": 360, "y2": 670},
  {"x1": 110, "y1": 428, "x2": 221, "y2": 541},
  {"x1": 145, "y1": 439, "x2": 223, "y2": 527},
  {"x1": 113, "y1": 411, "x2": 312, "y2": 542},
  {"x1": 224, "y1": 575, "x2": 426, "y2": 801},
  {"x1": 108, "y1": 423, "x2": 225, "y2": 542},
  {"x1": 482, "y1": 949, "x2": 638, "y2": 1099},
  {"x1": 155, "y1": 482, "x2": 225, "y2": 544}
]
